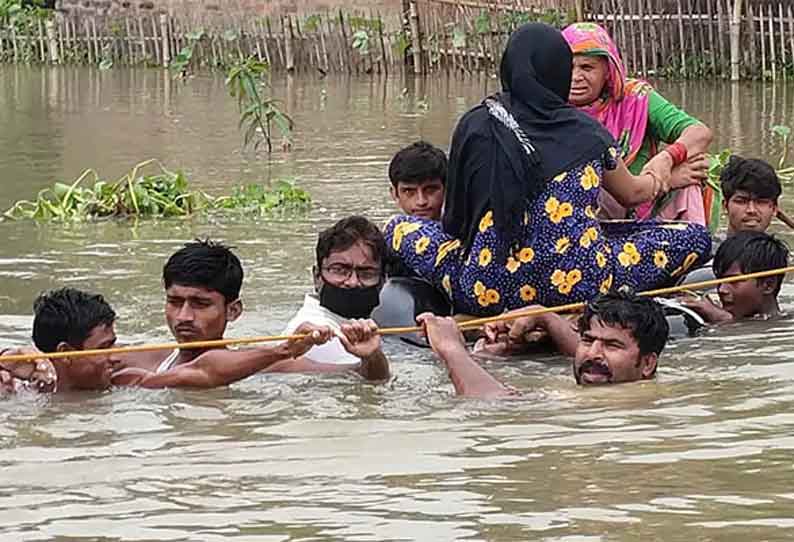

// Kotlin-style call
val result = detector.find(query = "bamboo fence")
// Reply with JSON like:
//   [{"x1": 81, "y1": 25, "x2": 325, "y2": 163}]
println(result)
[{"x1": 0, "y1": 0, "x2": 793, "y2": 79}]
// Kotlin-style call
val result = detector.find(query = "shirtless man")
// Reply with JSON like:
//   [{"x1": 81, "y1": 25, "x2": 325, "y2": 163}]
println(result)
[
  {"x1": 118, "y1": 239, "x2": 389, "y2": 381},
  {"x1": 0, "y1": 287, "x2": 337, "y2": 392}
]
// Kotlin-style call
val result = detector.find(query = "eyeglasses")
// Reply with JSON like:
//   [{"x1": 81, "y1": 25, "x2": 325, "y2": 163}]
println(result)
[{"x1": 322, "y1": 263, "x2": 382, "y2": 286}]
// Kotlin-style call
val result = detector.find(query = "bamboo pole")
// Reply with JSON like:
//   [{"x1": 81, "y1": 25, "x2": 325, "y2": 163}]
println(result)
[
  {"x1": 789, "y1": 6, "x2": 794, "y2": 80},
  {"x1": 779, "y1": 2, "x2": 786, "y2": 80},
  {"x1": 706, "y1": 0, "x2": 716, "y2": 75},
  {"x1": 84, "y1": 19, "x2": 94, "y2": 64},
  {"x1": 58, "y1": 17, "x2": 65, "y2": 63},
  {"x1": 138, "y1": 15, "x2": 146, "y2": 62},
  {"x1": 91, "y1": 16, "x2": 100, "y2": 65},
  {"x1": 758, "y1": 2, "x2": 766, "y2": 79},
  {"x1": 377, "y1": 11, "x2": 388, "y2": 75},
  {"x1": 4, "y1": 265, "x2": 794, "y2": 365},
  {"x1": 151, "y1": 14, "x2": 160, "y2": 66},
  {"x1": 46, "y1": 19, "x2": 58, "y2": 63},
  {"x1": 747, "y1": 1, "x2": 756, "y2": 77},
  {"x1": 768, "y1": 4, "x2": 776, "y2": 80},
  {"x1": 638, "y1": 0, "x2": 647, "y2": 75},
  {"x1": 408, "y1": 0, "x2": 423, "y2": 74},
  {"x1": 37, "y1": 18, "x2": 45, "y2": 63},
  {"x1": 160, "y1": 13, "x2": 170, "y2": 67},
  {"x1": 338, "y1": 9, "x2": 351, "y2": 73},
  {"x1": 283, "y1": 15, "x2": 295, "y2": 72},
  {"x1": 676, "y1": 0, "x2": 686, "y2": 76},
  {"x1": 647, "y1": 0, "x2": 658, "y2": 73}
]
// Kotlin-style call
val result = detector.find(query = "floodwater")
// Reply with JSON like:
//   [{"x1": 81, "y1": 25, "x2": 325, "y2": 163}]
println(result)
[{"x1": 1, "y1": 66, "x2": 794, "y2": 541}]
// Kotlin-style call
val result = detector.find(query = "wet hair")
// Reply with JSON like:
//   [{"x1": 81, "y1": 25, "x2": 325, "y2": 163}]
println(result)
[
  {"x1": 578, "y1": 291, "x2": 669, "y2": 357},
  {"x1": 713, "y1": 231, "x2": 789, "y2": 295},
  {"x1": 720, "y1": 155, "x2": 781, "y2": 202},
  {"x1": 32, "y1": 288, "x2": 117, "y2": 353},
  {"x1": 163, "y1": 239, "x2": 243, "y2": 302},
  {"x1": 316, "y1": 216, "x2": 386, "y2": 272},
  {"x1": 388, "y1": 141, "x2": 448, "y2": 188}
]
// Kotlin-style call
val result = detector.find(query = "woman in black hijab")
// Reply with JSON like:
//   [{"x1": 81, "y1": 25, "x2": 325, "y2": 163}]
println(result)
[{"x1": 385, "y1": 23, "x2": 711, "y2": 316}]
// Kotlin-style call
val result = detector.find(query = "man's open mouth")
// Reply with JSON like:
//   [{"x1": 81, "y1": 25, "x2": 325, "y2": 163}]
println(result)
[{"x1": 578, "y1": 359, "x2": 612, "y2": 385}]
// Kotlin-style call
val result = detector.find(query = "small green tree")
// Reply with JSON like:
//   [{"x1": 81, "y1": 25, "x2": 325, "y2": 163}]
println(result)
[{"x1": 225, "y1": 57, "x2": 293, "y2": 154}]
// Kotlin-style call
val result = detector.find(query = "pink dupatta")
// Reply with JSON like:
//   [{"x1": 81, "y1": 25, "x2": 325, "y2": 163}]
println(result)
[{"x1": 562, "y1": 23, "x2": 705, "y2": 224}]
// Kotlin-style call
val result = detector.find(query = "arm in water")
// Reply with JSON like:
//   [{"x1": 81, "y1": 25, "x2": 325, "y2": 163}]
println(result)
[
  {"x1": 417, "y1": 313, "x2": 514, "y2": 399},
  {"x1": 265, "y1": 319, "x2": 390, "y2": 382},
  {"x1": 112, "y1": 323, "x2": 334, "y2": 389}
]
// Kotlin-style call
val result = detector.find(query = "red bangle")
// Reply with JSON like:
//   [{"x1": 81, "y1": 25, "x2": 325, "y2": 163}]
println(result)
[{"x1": 664, "y1": 142, "x2": 688, "y2": 166}]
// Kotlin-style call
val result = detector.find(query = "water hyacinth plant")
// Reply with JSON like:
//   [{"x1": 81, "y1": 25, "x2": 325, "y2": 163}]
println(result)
[{"x1": 3, "y1": 160, "x2": 311, "y2": 222}]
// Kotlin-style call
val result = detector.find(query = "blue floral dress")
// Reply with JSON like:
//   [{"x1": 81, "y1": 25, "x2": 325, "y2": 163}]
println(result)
[{"x1": 384, "y1": 147, "x2": 712, "y2": 316}]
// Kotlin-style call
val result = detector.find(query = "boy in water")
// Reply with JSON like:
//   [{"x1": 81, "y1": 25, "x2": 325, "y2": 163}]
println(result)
[
  {"x1": 720, "y1": 155, "x2": 782, "y2": 237},
  {"x1": 388, "y1": 141, "x2": 447, "y2": 221},
  {"x1": 682, "y1": 231, "x2": 788, "y2": 323}
]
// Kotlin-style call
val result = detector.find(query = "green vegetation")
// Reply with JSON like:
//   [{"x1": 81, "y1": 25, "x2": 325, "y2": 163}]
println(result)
[
  {"x1": 226, "y1": 56, "x2": 293, "y2": 154},
  {"x1": 3, "y1": 160, "x2": 311, "y2": 222},
  {"x1": 0, "y1": 0, "x2": 52, "y2": 63}
]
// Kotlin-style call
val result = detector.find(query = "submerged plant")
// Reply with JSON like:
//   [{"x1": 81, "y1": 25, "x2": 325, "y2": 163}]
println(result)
[
  {"x1": 226, "y1": 56, "x2": 293, "y2": 154},
  {"x1": 3, "y1": 160, "x2": 311, "y2": 222}
]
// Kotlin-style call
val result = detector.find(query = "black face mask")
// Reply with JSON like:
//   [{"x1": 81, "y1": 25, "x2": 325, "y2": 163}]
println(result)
[{"x1": 318, "y1": 281, "x2": 382, "y2": 319}]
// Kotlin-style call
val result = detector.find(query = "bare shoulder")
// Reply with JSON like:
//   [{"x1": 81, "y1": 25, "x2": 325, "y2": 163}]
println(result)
[{"x1": 116, "y1": 350, "x2": 167, "y2": 372}]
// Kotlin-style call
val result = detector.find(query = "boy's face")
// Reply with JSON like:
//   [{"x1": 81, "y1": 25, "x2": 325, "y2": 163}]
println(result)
[
  {"x1": 62, "y1": 323, "x2": 121, "y2": 391},
  {"x1": 391, "y1": 179, "x2": 444, "y2": 221},
  {"x1": 724, "y1": 190, "x2": 778, "y2": 234},
  {"x1": 717, "y1": 263, "x2": 774, "y2": 318},
  {"x1": 165, "y1": 284, "x2": 241, "y2": 343}
]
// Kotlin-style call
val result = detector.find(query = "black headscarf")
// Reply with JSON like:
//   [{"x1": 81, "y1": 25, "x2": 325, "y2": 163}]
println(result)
[{"x1": 443, "y1": 23, "x2": 616, "y2": 255}]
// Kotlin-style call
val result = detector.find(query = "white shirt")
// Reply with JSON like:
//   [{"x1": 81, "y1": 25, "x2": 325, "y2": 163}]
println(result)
[{"x1": 282, "y1": 294, "x2": 359, "y2": 365}]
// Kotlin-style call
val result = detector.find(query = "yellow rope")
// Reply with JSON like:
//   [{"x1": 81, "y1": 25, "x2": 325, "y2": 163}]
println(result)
[{"x1": 1, "y1": 265, "x2": 792, "y2": 364}]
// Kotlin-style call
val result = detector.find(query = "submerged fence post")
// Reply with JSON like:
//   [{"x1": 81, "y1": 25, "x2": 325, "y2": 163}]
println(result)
[
  {"x1": 46, "y1": 19, "x2": 59, "y2": 63},
  {"x1": 575, "y1": 0, "x2": 585, "y2": 21},
  {"x1": 160, "y1": 12, "x2": 170, "y2": 67},
  {"x1": 408, "y1": 0, "x2": 422, "y2": 74}
]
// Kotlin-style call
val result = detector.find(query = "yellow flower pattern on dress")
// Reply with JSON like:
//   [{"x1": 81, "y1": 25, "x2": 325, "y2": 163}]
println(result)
[
  {"x1": 486, "y1": 289, "x2": 500, "y2": 305},
  {"x1": 435, "y1": 239, "x2": 461, "y2": 267},
  {"x1": 618, "y1": 242, "x2": 641, "y2": 267},
  {"x1": 671, "y1": 251, "x2": 700, "y2": 277},
  {"x1": 551, "y1": 268, "x2": 583, "y2": 295},
  {"x1": 600, "y1": 274, "x2": 613, "y2": 294},
  {"x1": 478, "y1": 210, "x2": 494, "y2": 233},
  {"x1": 654, "y1": 250, "x2": 668, "y2": 269},
  {"x1": 555, "y1": 236, "x2": 571, "y2": 254},
  {"x1": 474, "y1": 280, "x2": 486, "y2": 297},
  {"x1": 414, "y1": 236, "x2": 430, "y2": 255},
  {"x1": 596, "y1": 251, "x2": 607, "y2": 268},
  {"x1": 553, "y1": 171, "x2": 567, "y2": 182},
  {"x1": 580, "y1": 165, "x2": 600, "y2": 190},
  {"x1": 579, "y1": 227, "x2": 599, "y2": 248},
  {"x1": 518, "y1": 247, "x2": 535, "y2": 263},
  {"x1": 506, "y1": 257, "x2": 521, "y2": 274},
  {"x1": 391, "y1": 221, "x2": 421, "y2": 251},
  {"x1": 478, "y1": 247, "x2": 493, "y2": 267},
  {"x1": 442, "y1": 274, "x2": 452, "y2": 296},
  {"x1": 545, "y1": 197, "x2": 574, "y2": 224},
  {"x1": 520, "y1": 284, "x2": 537, "y2": 302},
  {"x1": 585, "y1": 205, "x2": 597, "y2": 219}
]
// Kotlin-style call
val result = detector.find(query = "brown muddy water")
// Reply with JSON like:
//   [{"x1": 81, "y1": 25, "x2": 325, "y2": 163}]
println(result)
[{"x1": 1, "y1": 66, "x2": 794, "y2": 541}]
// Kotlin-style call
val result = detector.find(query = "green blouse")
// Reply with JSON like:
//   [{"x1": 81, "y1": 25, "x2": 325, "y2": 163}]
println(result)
[{"x1": 628, "y1": 90, "x2": 701, "y2": 175}]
